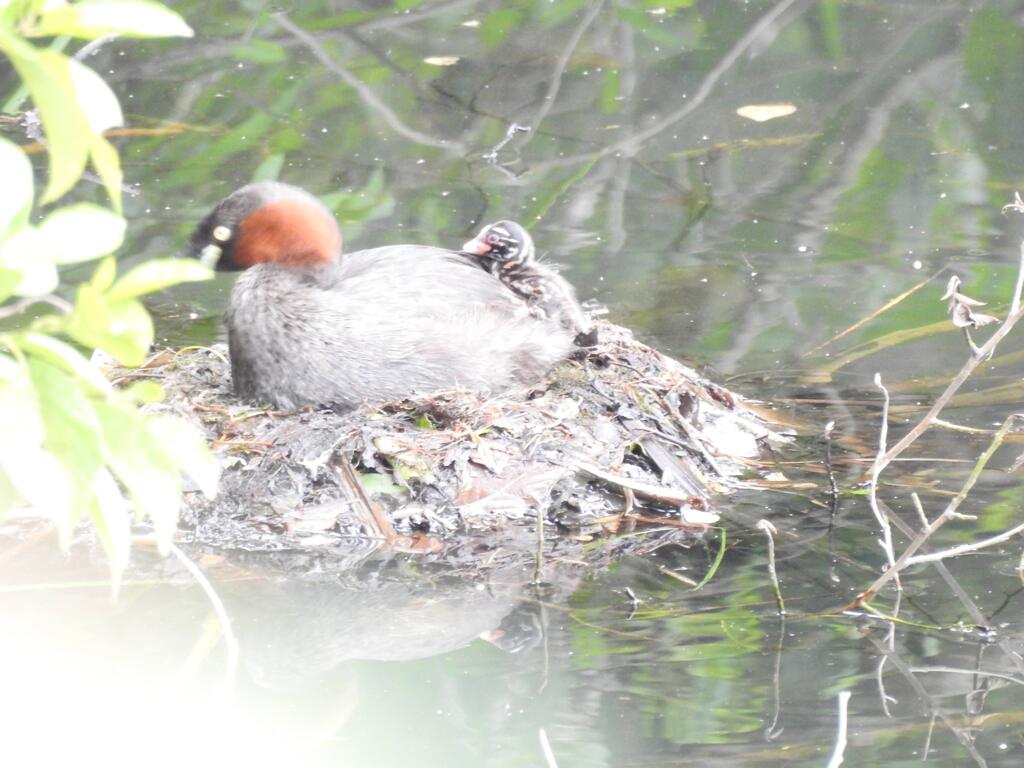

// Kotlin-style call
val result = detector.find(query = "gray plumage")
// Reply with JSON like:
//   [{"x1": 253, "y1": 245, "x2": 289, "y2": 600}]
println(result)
[{"x1": 192, "y1": 183, "x2": 574, "y2": 410}]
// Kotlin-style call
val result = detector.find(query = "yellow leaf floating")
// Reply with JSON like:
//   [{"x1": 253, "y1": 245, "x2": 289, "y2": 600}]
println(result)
[
  {"x1": 423, "y1": 56, "x2": 460, "y2": 66},
  {"x1": 736, "y1": 103, "x2": 797, "y2": 122}
]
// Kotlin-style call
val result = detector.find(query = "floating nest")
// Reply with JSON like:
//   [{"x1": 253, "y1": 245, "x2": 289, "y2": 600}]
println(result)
[{"x1": 111, "y1": 322, "x2": 790, "y2": 555}]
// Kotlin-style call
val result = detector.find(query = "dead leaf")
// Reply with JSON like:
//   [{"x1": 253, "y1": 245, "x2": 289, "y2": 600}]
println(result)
[
  {"x1": 736, "y1": 103, "x2": 797, "y2": 122},
  {"x1": 942, "y1": 275, "x2": 1000, "y2": 328}
]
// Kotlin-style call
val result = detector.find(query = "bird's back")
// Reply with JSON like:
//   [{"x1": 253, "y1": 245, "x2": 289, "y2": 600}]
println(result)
[{"x1": 226, "y1": 245, "x2": 574, "y2": 409}]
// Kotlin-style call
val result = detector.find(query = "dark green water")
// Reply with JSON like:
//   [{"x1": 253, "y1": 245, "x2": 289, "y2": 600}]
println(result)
[{"x1": 3, "y1": 1, "x2": 1024, "y2": 765}]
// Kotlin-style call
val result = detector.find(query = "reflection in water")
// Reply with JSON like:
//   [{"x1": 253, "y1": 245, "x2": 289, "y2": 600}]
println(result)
[{"x1": 5, "y1": 0, "x2": 1024, "y2": 764}]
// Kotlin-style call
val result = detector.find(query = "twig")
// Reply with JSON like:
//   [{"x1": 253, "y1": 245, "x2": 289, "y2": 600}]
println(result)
[
  {"x1": 764, "y1": 615, "x2": 785, "y2": 740},
  {"x1": 932, "y1": 418, "x2": 994, "y2": 435},
  {"x1": 0, "y1": 294, "x2": 73, "y2": 320},
  {"x1": 481, "y1": 122, "x2": 530, "y2": 162},
  {"x1": 823, "y1": 420, "x2": 839, "y2": 502},
  {"x1": 869, "y1": 374, "x2": 899, "y2": 578},
  {"x1": 534, "y1": 503, "x2": 545, "y2": 586},
  {"x1": 804, "y1": 270, "x2": 943, "y2": 357},
  {"x1": 517, "y1": 0, "x2": 605, "y2": 150},
  {"x1": 904, "y1": 519, "x2": 1024, "y2": 566},
  {"x1": 614, "y1": 0, "x2": 806, "y2": 158},
  {"x1": 879, "y1": 232, "x2": 1024, "y2": 471},
  {"x1": 907, "y1": 665, "x2": 1024, "y2": 687},
  {"x1": 623, "y1": 586, "x2": 641, "y2": 620},
  {"x1": 852, "y1": 414, "x2": 1023, "y2": 607},
  {"x1": 658, "y1": 565, "x2": 698, "y2": 587},
  {"x1": 166, "y1": 541, "x2": 238, "y2": 697},
  {"x1": 910, "y1": 492, "x2": 929, "y2": 529},
  {"x1": 73, "y1": 34, "x2": 117, "y2": 61},
  {"x1": 757, "y1": 520, "x2": 785, "y2": 615},
  {"x1": 272, "y1": 13, "x2": 462, "y2": 153},
  {"x1": 539, "y1": 728, "x2": 559, "y2": 768},
  {"x1": 573, "y1": 459, "x2": 701, "y2": 506},
  {"x1": 923, "y1": 713, "x2": 937, "y2": 761},
  {"x1": 824, "y1": 691, "x2": 852, "y2": 768}
]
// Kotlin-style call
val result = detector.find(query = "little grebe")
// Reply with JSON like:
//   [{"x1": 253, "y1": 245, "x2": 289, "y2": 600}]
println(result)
[
  {"x1": 190, "y1": 182, "x2": 574, "y2": 409},
  {"x1": 462, "y1": 220, "x2": 591, "y2": 338}
]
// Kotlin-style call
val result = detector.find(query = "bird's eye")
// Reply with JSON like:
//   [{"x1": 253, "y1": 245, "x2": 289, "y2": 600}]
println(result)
[
  {"x1": 212, "y1": 225, "x2": 232, "y2": 242},
  {"x1": 486, "y1": 233, "x2": 501, "y2": 245}
]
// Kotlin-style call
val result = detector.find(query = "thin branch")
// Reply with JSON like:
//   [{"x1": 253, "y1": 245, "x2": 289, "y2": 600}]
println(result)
[
  {"x1": 0, "y1": 294, "x2": 73, "y2": 321},
  {"x1": 824, "y1": 691, "x2": 852, "y2": 768},
  {"x1": 804, "y1": 270, "x2": 944, "y2": 357},
  {"x1": 272, "y1": 13, "x2": 463, "y2": 153},
  {"x1": 869, "y1": 374, "x2": 898, "y2": 577},
  {"x1": 482, "y1": 122, "x2": 530, "y2": 162},
  {"x1": 166, "y1": 542, "x2": 238, "y2": 697},
  {"x1": 518, "y1": 0, "x2": 606, "y2": 150},
  {"x1": 539, "y1": 728, "x2": 559, "y2": 768},
  {"x1": 615, "y1": 0, "x2": 806, "y2": 158},
  {"x1": 905, "y1": 519, "x2": 1024, "y2": 566},
  {"x1": 533, "y1": 503, "x2": 545, "y2": 586},
  {"x1": 757, "y1": 519, "x2": 785, "y2": 615},
  {"x1": 852, "y1": 414, "x2": 1023, "y2": 607},
  {"x1": 908, "y1": 665, "x2": 1024, "y2": 687},
  {"x1": 880, "y1": 232, "x2": 1024, "y2": 470}
]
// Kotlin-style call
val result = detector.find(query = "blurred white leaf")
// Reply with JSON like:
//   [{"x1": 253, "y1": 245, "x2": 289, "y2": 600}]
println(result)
[
  {"x1": 736, "y1": 103, "x2": 797, "y2": 122},
  {"x1": 37, "y1": 203, "x2": 126, "y2": 264},
  {"x1": 69, "y1": 58, "x2": 123, "y2": 133},
  {"x1": 0, "y1": 138, "x2": 34, "y2": 241}
]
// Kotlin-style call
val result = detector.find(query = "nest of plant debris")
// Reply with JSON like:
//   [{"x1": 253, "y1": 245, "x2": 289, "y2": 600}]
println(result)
[{"x1": 110, "y1": 322, "x2": 788, "y2": 552}]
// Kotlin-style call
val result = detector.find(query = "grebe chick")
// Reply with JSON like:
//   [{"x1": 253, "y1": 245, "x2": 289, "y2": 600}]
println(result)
[
  {"x1": 462, "y1": 220, "x2": 591, "y2": 339},
  {"x1": 190, "y1": 182, "x2": 574, "y2": 409}
]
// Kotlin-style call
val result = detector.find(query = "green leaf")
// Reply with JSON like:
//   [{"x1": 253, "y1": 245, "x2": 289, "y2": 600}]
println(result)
[
  {"x1": 0, "y1": 33, "x2": 91, "y2": 203},
  {"x1": 28, "y1": 357, "x2": 104, "y2": 529},
  {"x1": 479, "y1": 8, "x2": 523, "y2": 48},
  {"x1": 252, "y1": 152, "x2": 285, "y2": 181},
  {"x1": 0, "y1": 226, "x2": 60, "y2": 296},
  {"x1": 230, "y1": 39, "x2": 287, "y2": 64},
  {"x1": 68, "y1": 57, "x2": 123, "y2": 133},
  {"x1": 16, "y1": 332, "x2": 112, "y2": 394},
  {"x1": 0, "y1": 359, "x2": 76, "y2": 529},
  {"x1": 90, "y1": 256, "x2": 117, "y2": 292},
  {"x1": 0, "y1": 444, "x2": 76, "y2": 530},
  {"x1": 0, "y1": 466, "x2": 15, "y2": 518},
  {"x1": 106, "y1": 258, "x2": 213, "y2": 301},
  {"x1": 119, "y1": 379, "x2": 164, "y2": 403},
  {"x1": 66, "y1": 284, "x2": 153, "y2": 365},
  {"x1": 0, "y1": 267, "x2": 20, "y2": 303},
  {"x1": 94, "y1": 399, "x2": 181, "y2": 550},
  {"x1": 599, "y1": 68, "x2": 621, "y2": 114},
  {"x1": 615, "y1": 7, "x2": 680, "y2": 46},
  {"x1": 36, "y1": 203, "x2": 126, "y2": 264},
  {"x1": 88, "y1": 468, "x2": 132, "y2": 593},
  {"x1": 147, "y1": 415, "x2": 219, "y2": 499},
  {"x1": 89, "y1": 135, "x2": 123, "y2": 212},
  {"x1": 0, "y1": 137, "x2": 33, "y2": 242},
  {"x1": 30, "y1": 0, "x2": 194, "y2": 39},
  {"x1": 358, "y1": 471, "x2": 404, "y2": 497},
  {"x1": 0, "y1": 356, "x2": 45, "y2": 450}
]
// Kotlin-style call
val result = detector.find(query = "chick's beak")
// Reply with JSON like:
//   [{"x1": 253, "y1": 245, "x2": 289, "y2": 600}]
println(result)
[{"x1": 462, "y1": 237, "x2": 491, "y2": 255}]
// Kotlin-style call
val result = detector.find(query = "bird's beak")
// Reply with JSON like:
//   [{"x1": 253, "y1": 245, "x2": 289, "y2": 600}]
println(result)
[
  {"x1": 462, "y1": 237, "x2": 491, "y2": 255},
  {"x1": 199, "y1": 244, "x2": 222, "y2": 269}
]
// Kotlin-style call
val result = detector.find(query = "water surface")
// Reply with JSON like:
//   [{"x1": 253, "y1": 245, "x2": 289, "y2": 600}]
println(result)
[{"x1": 3, "y1": 1, "x2": 1024, "y2": 765}]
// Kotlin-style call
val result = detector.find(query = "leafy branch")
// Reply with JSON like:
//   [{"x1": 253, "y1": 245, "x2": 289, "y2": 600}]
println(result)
[{"x1": 0, "y1": 0, "x2": 218, "y2": 588}]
